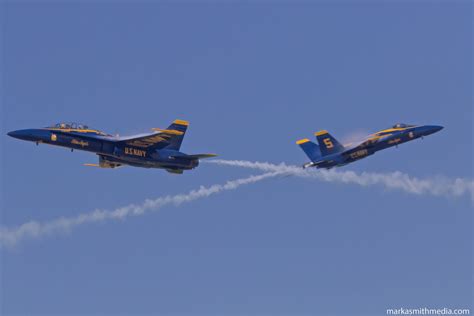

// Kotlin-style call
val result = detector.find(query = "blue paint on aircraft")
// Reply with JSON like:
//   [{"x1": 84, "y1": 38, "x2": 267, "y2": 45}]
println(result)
[
  {"x1": 296, "y1": 123, "x2": 443, "y2": 169},
  {"x1": 7, "y1": 120, "x2": 216, "y2": 174}
]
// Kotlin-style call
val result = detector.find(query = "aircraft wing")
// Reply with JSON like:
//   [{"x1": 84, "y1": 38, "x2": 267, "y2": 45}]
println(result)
[
  {"x1": 342, "y1": 134, "x2": 393, "y2": 155},
  {"x1": 361, "y1": 135, "x2": 388, "y2": 146},
  {"x1": 118, "y1": 130, "x2": 180, "y2": 149},
  {"x1": 117, "y1": 120, "x2": 188, "y2": 149}
]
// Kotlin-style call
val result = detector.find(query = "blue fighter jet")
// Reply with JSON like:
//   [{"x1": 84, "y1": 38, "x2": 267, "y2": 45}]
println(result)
[
  {"x1": 7, "y1": 120, "x2": 216, "y2": 174},
  {"x1": 296, "y1": 123, "x2": 443, "y2": 169}
]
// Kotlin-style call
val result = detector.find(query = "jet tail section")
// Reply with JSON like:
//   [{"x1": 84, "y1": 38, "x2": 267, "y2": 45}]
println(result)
[
  {"x1": 314, "y1": 130, "x2": 345, "y2": 156},
  {"x1": 296, "y1": 139, "x2": 321, "y2": 162},
  {"x1": 163, "y1": 120, "x2": 188, "y2": 151}
]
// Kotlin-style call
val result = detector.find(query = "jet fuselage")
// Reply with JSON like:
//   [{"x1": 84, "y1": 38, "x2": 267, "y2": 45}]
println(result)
[
  {"x1": 7, "y1": 121, "x2": 214, "y2": 173},
  {"x1": 298, "y1": 124, "x2": 443, "y2": 169}
]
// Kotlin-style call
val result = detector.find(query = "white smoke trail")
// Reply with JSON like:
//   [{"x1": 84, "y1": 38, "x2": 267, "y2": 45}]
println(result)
[
  {"x1": 207, "y1": 160, "x2": 474, "y2": 200},
  {"x1": 0, "y1": 171, "x2": 282, "y2": 248},
  {"x1": 2, "y1": 161, "x2": 471, "y2": 247}
]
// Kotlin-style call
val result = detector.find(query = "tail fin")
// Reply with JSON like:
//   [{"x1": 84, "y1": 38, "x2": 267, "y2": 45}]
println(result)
[
  {"x1": 164, "y1": 119, "x2": 188, "y2": 150},
  {"x1": 314, "y1": 130, "x2": 345, "y2": 156},
  {"x1": 296, "y1": 139, "x2": 321, "y2": 162}
]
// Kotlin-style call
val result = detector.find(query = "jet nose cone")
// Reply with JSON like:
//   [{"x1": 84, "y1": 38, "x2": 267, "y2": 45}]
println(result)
[
  {"x1": 432, "y1": 125, "x2": 444, "y2": 133},
  {"x1": 427, "y1": 125, "x2": 444, "y2": 134},
  {"x1": 421, "y1": 125, "x2": 444, "y2": 136},
  {"x1": 7, "y1": 130, "x2": 23, "y2": 139},
  {"x1": 7, "y1": 129, "x2": 41, "y2": 141}
]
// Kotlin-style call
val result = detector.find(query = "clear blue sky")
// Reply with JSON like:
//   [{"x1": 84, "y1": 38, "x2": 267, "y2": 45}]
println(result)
[{"x1": 1, "y1": 1, "x2": 472, "y2": 315}]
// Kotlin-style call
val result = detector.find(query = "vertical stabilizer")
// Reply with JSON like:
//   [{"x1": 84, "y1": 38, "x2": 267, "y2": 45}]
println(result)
[
  {"x1": 296, "y1": 138, "x2": 321, "y2": 162},
  {"x1": 164, "y1": 120, "x2": 189, "y2": 151},
  {"x1": 314, "y1": 130, "x2": 345, "y2": 156}
]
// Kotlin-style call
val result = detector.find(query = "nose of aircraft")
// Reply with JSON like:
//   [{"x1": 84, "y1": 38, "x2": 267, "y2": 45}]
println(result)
[
  {"x1": 420, "y1": 125, "x2": 444, "y2": 136},
  {"x1": 7, "y1": 130, "x2": 26, "y2": 139},
  {"x1": 427, "y1": 125, "x2": 443, "y2": 134},
  {"x1": 7, "y1": 129, "x2": 41, "y2": 141}
]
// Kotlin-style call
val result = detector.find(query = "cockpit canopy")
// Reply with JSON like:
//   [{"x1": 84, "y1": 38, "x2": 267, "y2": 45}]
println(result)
[
  {"x1": 392, "y1": 123, "x2": 415, "y2": 129},
  {"x1": 47, "y1": 122, "x2": 109, "y2": 136},
  {"x1": 48, "y1": 122, "x2": 90, "y2": 129}
]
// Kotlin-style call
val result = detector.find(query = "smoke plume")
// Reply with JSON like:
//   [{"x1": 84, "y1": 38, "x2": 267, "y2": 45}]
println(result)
[
  {"x1": 207, "y1": 160, "x2": 474, "y2": 200},
  {"x1": 0, "y1": 171, "x2": 282, "y2": 247}
]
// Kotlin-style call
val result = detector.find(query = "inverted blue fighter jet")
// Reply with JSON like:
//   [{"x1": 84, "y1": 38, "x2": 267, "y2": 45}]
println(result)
[
  {"x1": 8, "y1": 120, "x2": 216, "y2": 174},
  {"x1": 296, "y1": 123, "x2": 443, "y2": 169}
]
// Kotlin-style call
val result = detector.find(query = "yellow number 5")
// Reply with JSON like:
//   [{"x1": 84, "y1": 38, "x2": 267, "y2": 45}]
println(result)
[{"x1": 323, "y1": 138, "x2": 334, "y2": 148}]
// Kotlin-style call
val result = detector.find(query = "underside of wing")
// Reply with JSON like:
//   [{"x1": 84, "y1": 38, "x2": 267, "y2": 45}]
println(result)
[
  {"x1": 84, "y1": 155, "x2": 123, "y2": 168},
  {"x1": 84, "y1": 163, "x2": 101, "y2": 167}
]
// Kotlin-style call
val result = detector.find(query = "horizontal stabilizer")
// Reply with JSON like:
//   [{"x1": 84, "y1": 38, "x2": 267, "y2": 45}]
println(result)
[
  {"x1": 169, "y1": 153, "x2": 217, "y2": 160},
  {"x1": 186, "y1": 153, "x2": 218, "y2": 159}
]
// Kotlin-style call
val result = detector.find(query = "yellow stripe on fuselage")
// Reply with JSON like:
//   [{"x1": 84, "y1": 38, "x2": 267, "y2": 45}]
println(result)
[
  {"x1": 367, "y1": 134, "x2": 388, "y2": 141},
  {"x1": 374, "y1": 127, "x2": 408, "y2": 134},
  {"x1": 46, "y1": 128, "x2": 105, "y2": 135},
  {"x1": 366, "y1": 126, "x2": 418, "y2": 141},
  {"x1": 368, "y1": 127, "x2": 408, "y2": 139}
]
